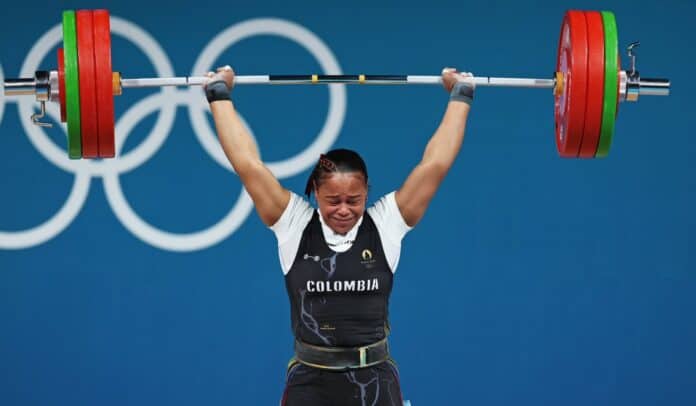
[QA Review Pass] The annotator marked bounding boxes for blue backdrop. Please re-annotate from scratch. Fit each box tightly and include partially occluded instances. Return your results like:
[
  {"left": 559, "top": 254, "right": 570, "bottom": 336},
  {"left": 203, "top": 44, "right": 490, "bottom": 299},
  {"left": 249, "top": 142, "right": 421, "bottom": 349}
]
[{"left": 1, "top": 0, "right": 694, "bottom": 405}]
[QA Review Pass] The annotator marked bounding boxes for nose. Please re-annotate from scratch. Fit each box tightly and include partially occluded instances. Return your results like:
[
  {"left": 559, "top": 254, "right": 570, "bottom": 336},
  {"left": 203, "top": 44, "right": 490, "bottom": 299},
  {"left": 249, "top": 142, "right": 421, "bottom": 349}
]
[{"left": 336, "top": 204, "right": 351, "bottom": 217}]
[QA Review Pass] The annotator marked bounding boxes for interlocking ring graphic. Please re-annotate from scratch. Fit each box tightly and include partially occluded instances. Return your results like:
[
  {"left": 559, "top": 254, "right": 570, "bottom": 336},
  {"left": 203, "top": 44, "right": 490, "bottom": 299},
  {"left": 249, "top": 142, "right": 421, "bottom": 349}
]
[{"left": 0, "top": 16, "right": 346, "bottom": 251}]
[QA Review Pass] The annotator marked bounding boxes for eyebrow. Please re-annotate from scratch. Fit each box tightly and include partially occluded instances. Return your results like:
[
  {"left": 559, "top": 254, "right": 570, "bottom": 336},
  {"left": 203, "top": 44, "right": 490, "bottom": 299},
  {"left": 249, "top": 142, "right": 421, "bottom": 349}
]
[{"left": 324, "top": 194, "right": 363, "bottom": 199}]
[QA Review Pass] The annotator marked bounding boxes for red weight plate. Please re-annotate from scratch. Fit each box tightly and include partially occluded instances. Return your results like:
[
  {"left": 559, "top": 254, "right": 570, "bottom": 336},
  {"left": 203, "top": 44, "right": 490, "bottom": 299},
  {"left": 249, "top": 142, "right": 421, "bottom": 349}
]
[
  {"left": 578, "top": 11, "right": 605, "bottom": 158},
  {"left": 93, "top": 9, "right": 115, "bottom": 158},
  {"left": 57, "top": 48, "right": 67, "bottom": 123},
  {"left": 76, "top": 10, "right": 99, "bottom": 158},
  {"left": 554, "top": 10, "right": 588, "bottom": 158}
]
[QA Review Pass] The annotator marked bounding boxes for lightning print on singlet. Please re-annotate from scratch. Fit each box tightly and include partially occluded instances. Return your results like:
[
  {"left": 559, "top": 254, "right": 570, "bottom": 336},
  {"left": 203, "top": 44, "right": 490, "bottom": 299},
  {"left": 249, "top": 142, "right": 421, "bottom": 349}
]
[
  {"left": 383, "top": 362, "right": 401, "bottom": 406},
  {"left": 298, "top": 252, "right": 340, "bottom": 344},
  {"left": 345, "top": 369, "right": 381, "bottom": 406},
  {"left": 299, "top": 289, "right": 333, "bottom": 345},
  {"left": 320, "top": 252, "right": 338, "bottom": 278}
]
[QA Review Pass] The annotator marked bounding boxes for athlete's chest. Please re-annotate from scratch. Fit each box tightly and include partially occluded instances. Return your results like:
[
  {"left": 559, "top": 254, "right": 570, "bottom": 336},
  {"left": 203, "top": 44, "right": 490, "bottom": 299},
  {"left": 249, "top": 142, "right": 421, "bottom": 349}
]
[{"left": 286, "top": 217, "right": 392, "bottom": 294}]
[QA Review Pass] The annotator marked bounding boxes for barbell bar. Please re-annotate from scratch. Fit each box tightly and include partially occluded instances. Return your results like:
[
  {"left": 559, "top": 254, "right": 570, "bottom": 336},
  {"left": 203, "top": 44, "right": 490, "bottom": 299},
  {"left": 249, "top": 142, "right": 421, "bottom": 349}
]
[{"left": 2, "top": 9, "right": 671, "bottom": 160}]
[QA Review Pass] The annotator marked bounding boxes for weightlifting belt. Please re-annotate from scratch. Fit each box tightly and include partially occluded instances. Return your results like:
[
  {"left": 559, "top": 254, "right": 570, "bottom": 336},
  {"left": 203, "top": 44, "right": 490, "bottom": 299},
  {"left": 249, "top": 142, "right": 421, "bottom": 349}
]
[{"left": 294, "top": 338, "right": 389, "bottom": 370}]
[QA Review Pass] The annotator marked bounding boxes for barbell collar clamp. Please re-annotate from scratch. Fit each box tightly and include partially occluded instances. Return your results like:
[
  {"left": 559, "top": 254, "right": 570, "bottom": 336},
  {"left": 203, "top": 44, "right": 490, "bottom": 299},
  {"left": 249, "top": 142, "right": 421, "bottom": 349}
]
[
  {"left": 30, "top": 101, "right": 52, "bottom": 128},
  {"left": 49, "top": 70, "right": 60, "bottom": 103}
]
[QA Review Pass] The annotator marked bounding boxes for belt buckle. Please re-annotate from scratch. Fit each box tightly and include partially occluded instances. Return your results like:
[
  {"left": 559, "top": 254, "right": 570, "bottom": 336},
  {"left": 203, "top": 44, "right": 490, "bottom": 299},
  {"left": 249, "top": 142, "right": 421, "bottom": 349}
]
[{"left": 358, "top": 345, "right": 368, "bottom": 368}]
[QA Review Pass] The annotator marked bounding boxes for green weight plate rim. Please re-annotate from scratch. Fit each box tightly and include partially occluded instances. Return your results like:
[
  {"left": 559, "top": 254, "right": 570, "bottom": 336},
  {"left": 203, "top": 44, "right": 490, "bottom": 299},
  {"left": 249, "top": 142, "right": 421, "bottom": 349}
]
[
  {"left": 596, "top": 11, "right": 618, "bottom": 158},
  {"left": 62, "top": 10, "right": 82, "bottom": 159}
]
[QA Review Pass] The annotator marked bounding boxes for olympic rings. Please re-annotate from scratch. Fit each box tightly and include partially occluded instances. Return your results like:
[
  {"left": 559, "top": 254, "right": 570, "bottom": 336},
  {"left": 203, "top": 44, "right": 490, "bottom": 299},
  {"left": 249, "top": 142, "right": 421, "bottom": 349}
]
[{"left": 0, "top": 15, "right": 346, "bottom": 251}]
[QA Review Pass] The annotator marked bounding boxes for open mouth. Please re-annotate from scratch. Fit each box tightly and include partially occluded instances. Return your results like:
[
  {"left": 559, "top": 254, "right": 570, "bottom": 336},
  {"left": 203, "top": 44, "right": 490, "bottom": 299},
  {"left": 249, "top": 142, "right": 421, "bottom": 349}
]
[{"left": 331, "top": 218, "right": 355, "bottom": 231}]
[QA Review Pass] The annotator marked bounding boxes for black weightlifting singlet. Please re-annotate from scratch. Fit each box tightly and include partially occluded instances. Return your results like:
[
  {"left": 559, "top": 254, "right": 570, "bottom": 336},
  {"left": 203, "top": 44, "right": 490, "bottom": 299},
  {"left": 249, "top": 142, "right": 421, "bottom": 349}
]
[
  {"left": 284, "top": 211, "right": 393, "bottom": 347},
  {"left": 281, "top": 211, "right": 404, "bottom": 406}
]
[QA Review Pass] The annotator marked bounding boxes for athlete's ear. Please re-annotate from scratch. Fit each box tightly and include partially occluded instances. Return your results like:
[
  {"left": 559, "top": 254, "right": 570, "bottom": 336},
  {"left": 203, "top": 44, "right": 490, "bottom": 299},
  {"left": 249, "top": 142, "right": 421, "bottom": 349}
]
[{"left": 312, "top": 180, "right": 323, "bottom": 205}]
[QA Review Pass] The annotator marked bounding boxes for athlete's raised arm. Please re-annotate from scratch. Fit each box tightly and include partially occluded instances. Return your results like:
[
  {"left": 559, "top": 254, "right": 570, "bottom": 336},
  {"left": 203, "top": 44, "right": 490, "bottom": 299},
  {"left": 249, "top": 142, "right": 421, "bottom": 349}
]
[
  {"left": 395, "top": 68, "right": 474, "bottom": 227},
  {"left": 205, "top": 66, "right": 290, "bottom": 226}
]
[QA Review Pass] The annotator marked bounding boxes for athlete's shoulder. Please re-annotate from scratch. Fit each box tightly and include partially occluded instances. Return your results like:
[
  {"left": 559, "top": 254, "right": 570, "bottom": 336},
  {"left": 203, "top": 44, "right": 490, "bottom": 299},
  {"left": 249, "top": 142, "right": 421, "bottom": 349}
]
[
  {"left": 367, "top": 191, "right": 412, "bottom": 243},
  {"left": 271, "top": 192, "right": 315, "bottom": 242}
]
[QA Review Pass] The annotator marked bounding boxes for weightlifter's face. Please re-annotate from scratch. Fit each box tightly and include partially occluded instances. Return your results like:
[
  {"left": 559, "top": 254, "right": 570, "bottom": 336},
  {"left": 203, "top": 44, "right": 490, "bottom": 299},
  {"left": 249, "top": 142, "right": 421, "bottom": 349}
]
[{"left": 315, "top": 172, "right": 368, "bottom": 235}]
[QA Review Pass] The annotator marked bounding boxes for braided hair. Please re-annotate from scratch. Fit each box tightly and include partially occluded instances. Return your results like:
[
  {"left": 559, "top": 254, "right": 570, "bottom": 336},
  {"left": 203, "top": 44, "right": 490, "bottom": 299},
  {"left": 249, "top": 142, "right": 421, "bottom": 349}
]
[{"left": 304, "top": 149, "right": 368, "bottom": 198}]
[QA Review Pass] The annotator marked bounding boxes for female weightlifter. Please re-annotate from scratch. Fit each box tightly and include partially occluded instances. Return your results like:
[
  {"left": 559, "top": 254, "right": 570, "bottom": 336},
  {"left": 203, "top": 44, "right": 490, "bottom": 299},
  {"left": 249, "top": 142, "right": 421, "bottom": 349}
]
[{"left": 205, "top": 65, "right": 474, "bottom": 405}]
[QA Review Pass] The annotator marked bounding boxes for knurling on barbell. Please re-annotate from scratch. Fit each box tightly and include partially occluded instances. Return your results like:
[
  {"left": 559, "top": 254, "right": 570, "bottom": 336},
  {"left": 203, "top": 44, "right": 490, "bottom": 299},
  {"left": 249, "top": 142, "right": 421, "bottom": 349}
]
[{"left": 2, "top": 9, "right": 671, "bottom": 161}]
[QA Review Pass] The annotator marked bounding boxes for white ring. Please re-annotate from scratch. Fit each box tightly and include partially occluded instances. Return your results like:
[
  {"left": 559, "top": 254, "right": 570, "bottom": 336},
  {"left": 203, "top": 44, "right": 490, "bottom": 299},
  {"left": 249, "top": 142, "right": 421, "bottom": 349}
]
[
  {"left": 0, "top": 124, "right": 92, "bottom": 249},
  {"left": 102, "top": 171, "right": 255, "bottom": 252},
  {"left": 5, "top": 16, "right": 347, "bottom": 252},
  {"left": 16, "top": 24, "right": 73, "bottom": 172},
  {"left": 100, "top": 90, "right": 257, "bottom": 251},
  {"left": 188, "top": 18, "right": 346, "bottom": 178},
  {"left": 184, "top": 95, "right": 258, "bottom": 174},
  {"left": 97, "top": 90, "right": 180, "bottom": 176},
  {"left": 97, "top": 16, "right": 178, "bottom": 175}
]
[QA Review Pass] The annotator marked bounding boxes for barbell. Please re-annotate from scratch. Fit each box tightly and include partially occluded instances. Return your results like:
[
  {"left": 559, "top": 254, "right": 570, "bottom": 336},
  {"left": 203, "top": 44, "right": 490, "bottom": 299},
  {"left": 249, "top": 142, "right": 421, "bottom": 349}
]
[{"left": 3, "top": 9, "right": 670, "bottom": 160}]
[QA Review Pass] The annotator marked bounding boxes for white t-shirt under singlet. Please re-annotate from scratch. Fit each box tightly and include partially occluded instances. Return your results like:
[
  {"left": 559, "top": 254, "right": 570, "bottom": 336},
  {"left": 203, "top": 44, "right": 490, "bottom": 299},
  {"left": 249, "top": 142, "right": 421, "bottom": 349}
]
[{"left": 270, "top": 191, "right": 412, "bottom": 275}]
